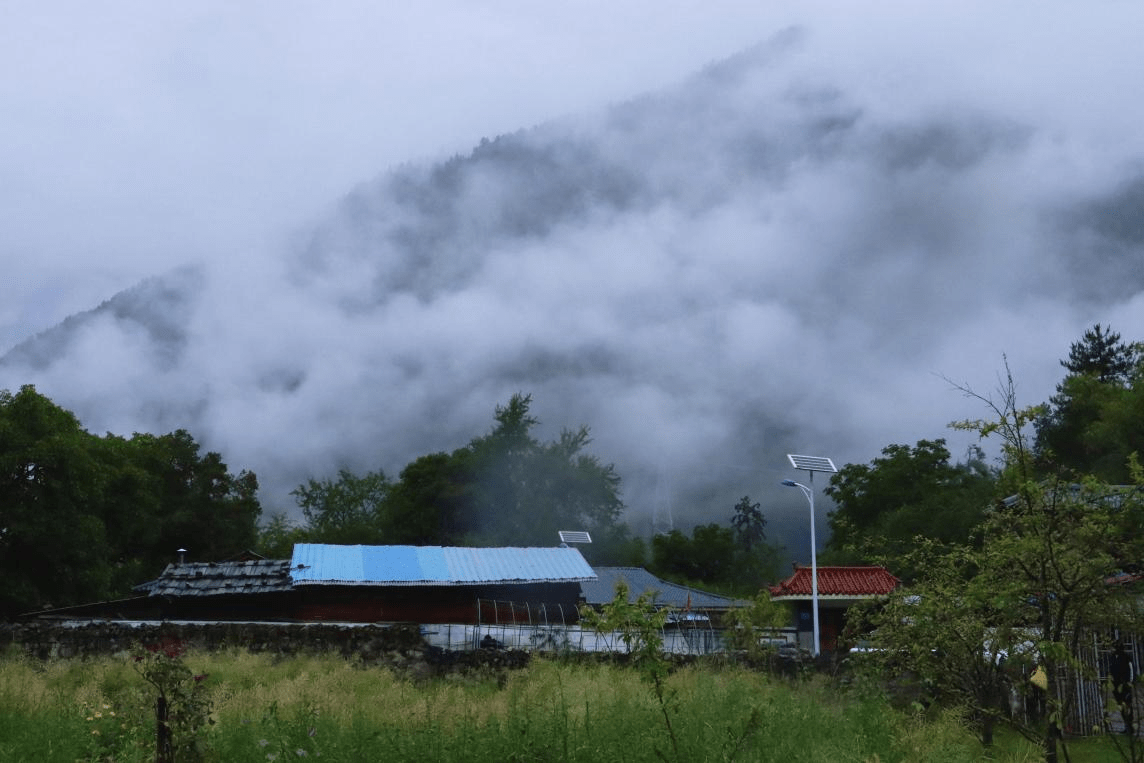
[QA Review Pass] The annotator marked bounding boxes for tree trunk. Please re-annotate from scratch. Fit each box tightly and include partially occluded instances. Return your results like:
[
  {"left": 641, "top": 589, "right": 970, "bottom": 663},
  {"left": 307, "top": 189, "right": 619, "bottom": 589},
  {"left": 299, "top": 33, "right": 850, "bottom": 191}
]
[
  {"left": 1044, "top": 661, "right": 1060, "bottom": 763},
  {"left": 155, "top": 694, "right": 173, "bottom": 763},
  {"left": 1044, "top": 722, "right": 1058, "bottom": 763}
]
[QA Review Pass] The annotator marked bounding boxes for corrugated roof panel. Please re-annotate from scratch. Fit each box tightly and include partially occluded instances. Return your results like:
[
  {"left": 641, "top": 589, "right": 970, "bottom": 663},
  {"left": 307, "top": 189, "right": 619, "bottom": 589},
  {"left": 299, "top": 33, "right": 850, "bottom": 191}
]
[
  {"left": 444, "top": 547, "right": 597, "bottom": 583},
  {"left": 581, "top": 567, "right": 746, "bottom": 609},
  {"left": 415, "top": 547, "right": 452, "bottom": 581},
  {"left": 290, "top": 544, "right": 595, "bottom": 586},
  {"left": 360, "top": 545, "right": 429, "bottom": 582},
  {"left": 291, "top": 543, "right": 363, "bottom": 583}
]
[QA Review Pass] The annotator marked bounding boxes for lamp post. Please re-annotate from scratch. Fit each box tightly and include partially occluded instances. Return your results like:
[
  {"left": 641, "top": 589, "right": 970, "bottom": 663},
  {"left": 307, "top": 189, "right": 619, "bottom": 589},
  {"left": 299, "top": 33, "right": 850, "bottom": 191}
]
[{"left": 782, "top": 454, "right": 837, "bottom": 657}]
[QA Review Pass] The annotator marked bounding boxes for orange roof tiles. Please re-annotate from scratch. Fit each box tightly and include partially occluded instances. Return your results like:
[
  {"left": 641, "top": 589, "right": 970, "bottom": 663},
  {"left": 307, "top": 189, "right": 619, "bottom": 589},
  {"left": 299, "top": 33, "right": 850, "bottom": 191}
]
[{"left": 768, "top": 565, "right": 899, "bottom": 598}]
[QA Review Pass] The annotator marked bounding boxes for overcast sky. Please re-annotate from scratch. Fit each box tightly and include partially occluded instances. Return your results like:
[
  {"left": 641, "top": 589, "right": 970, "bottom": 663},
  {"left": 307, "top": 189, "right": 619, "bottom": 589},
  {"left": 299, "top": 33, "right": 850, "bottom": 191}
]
[
  {"left": 4, "top": 2, "right": 1144, "bottom": 553},
  {"left": 2, "top": 2, "right": 781, "bottom": 348}
]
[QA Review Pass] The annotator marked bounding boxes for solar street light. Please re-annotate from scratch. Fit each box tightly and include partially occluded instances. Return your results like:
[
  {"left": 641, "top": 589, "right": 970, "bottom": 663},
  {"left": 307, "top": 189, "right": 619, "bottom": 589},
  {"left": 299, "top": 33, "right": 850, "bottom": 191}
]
[{"left": 782, "top": 454, "right": 837, "bottom": 657}]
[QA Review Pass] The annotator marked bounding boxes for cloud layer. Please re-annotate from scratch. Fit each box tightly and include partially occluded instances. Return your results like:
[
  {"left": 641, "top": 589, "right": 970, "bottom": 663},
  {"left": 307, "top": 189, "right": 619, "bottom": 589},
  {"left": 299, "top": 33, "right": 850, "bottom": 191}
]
[{"left": 4, "top": 4, "right": 1144, "bottom": 553}]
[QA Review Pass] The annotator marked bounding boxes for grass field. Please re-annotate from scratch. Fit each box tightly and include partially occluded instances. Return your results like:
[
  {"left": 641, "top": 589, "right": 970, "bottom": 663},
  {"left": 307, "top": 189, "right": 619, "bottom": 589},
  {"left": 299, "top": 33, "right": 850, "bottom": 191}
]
[{"left": 0, "top": 649, "right": 1129, "bottom": 762}]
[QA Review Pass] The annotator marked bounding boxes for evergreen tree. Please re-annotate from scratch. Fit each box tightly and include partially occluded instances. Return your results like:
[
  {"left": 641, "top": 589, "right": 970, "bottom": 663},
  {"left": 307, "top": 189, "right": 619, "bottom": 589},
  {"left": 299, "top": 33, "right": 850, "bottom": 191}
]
[
  {"left": 1060, "top": 323, "right": 1140, "bottom": 382},
  {"left": 290, "top": 393, "right": 627, "bottom": 551},
  {"left": 1036, "top": 324, "right": 1144, "bottom": 481}
]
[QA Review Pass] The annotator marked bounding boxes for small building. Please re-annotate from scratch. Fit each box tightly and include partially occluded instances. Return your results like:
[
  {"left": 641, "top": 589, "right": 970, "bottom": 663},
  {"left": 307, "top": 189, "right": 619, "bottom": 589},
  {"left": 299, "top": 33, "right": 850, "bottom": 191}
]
[
  {"left": 26, "top": 555, "right": 293, "bottom": 623},
  {"left": 579, "top": 567, "right": 756, "bottom": 654},
  {"left": 580, "top": 566, "right": 747, "bottom": 620},
  {"left": 768, "top": 565, "right": 899, "bottom": 653},
  {"left": 289, "top": 543, "right": 596, "bottom": 624},
  {"left": 133, "top": 558, "right": 295, "bottom": 621},
  {"left": 28, "top": 544, "right": 597, "bottom": 627}
]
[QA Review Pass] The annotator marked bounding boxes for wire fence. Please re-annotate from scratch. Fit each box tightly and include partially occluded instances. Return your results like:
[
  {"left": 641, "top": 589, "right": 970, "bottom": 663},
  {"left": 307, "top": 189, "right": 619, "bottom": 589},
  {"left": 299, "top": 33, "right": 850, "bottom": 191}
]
[
  {"left": 419, "top": 621, "right": 746, "bottom": 655},
  {"left": 1056, "top": 631, "right": 1142, "bottom": 737},
  {"left": 416, "top": 598, "right": 798, "bottom": 656}
]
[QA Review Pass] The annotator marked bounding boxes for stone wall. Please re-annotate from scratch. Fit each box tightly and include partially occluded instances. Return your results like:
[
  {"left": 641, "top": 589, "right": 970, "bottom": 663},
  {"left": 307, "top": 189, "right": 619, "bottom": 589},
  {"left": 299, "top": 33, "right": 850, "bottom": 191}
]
[{"left": 0, "top": 621, "right": 531, "bottom": 679}]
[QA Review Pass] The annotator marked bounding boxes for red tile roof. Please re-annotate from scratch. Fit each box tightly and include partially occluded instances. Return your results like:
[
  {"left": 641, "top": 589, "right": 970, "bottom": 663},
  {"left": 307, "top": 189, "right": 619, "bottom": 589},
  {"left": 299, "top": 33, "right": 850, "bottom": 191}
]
[{"left": 768, "top": 565, "right": 899, "bottom": 598}]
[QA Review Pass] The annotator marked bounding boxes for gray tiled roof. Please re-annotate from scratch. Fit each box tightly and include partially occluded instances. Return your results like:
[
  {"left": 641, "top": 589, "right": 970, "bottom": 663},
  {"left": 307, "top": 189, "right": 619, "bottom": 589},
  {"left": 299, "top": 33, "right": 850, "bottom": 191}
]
[
  {"left": 135, "top": 559, "right": 293, "bottom": 597},
  {"left": 581, "top": 567, "right": 746, "bottom": 610}
]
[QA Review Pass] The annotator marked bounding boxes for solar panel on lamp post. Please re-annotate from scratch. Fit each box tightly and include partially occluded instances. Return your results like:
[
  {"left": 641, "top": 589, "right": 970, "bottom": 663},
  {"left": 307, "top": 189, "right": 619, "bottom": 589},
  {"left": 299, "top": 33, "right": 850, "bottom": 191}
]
[{"left": 782, "top": 454, "right": 837, "bottom": 657}]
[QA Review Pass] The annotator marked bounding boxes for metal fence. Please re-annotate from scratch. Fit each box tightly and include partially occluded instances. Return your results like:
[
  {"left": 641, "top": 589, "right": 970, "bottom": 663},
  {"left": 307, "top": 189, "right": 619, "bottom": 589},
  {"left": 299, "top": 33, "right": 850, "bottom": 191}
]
[
  {"left": 1057, "top": 632, "right": 1142, "bottom": 736},
  {"left": 419, "top": 599, "right": 797, "bottom": 656},
  {"left": 420, "top": 621, "right": 744, "bottom": 655}
]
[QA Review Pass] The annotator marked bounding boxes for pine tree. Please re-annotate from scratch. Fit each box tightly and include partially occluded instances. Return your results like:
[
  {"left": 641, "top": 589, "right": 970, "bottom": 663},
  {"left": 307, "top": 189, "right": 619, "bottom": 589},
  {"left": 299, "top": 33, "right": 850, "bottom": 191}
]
[{"left": 1060, "top": 323, "right": 1140, "bottom": 383}]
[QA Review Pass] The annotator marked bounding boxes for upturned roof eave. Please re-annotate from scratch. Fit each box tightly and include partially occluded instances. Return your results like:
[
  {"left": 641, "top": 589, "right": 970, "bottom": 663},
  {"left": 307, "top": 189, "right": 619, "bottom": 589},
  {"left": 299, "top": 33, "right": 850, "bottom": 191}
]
[{"left": 768, "top": 592, "right": 890, "bottom": 601}]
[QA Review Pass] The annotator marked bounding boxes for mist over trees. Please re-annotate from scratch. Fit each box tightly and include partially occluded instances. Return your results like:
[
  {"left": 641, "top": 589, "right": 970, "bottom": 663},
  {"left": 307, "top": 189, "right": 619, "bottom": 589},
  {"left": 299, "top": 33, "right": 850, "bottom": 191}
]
[
  {"left": 3, "top": 322, "right": 1142, "bottom": 650},
  {"left": 12, "top": 24, "right": 1144, "bottom": 548},
  {"left": 260, "top": 394, "right": 784, "bottom": 590},
  {"left": 648, "top": 496, "right": 783, "bottom": 595},
  {"left": 262, "top": 394, "right": 631, "bottom": 556}
]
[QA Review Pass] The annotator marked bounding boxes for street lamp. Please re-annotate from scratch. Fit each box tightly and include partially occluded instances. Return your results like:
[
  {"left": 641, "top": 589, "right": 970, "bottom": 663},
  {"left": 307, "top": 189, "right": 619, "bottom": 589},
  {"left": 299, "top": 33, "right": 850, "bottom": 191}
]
[{"left": 782, "top": 454, "right": 837, "bottom": 657}]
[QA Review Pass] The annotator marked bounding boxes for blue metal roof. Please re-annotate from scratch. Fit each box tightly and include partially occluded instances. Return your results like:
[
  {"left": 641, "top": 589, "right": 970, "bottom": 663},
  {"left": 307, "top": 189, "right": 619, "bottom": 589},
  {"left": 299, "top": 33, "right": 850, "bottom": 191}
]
[{"left": 289, "top": 544, "right": 597, "bottom": 586}]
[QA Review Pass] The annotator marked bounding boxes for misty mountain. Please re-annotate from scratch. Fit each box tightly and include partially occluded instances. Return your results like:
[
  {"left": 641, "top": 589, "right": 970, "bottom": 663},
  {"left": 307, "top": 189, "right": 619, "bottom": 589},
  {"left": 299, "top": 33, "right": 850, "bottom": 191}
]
[{"left": 4, "top": 32, "right": 1144, "bottom": 553}]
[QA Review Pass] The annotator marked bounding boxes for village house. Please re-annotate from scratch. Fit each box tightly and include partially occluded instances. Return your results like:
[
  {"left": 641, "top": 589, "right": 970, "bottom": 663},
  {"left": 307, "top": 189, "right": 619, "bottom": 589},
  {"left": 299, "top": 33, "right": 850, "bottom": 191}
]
[
  {"left": 24, "top": 545, "right": 765, "bottom": 656},
  {"left": 287, "top": 543, "right": 595, "bottom": 624},
  {"left": 768, "top": 564, "right": 900, "bottom": 654}
]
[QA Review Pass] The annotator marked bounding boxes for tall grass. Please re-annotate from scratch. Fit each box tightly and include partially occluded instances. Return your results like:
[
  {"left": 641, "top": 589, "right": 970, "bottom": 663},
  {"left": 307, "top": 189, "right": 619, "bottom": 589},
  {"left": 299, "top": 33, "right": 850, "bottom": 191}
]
[{"left": 0, "top": 649, "right": 1111, "bottom": 761}]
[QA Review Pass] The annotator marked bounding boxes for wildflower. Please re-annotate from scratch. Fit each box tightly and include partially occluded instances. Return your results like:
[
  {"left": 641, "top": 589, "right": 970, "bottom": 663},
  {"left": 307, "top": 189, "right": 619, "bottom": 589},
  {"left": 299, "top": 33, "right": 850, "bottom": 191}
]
[
  {"left": 258, "top": 739, "right": 269, "bottom": 747},
  {"left": 296, "top": 749, "right": 308, "bottom": 757},
  {"left": 86, "top": 716, "right": 94, "bottom": 722},
  {"left": 92, "top": 730, "right": 100, "bottom": 736},
  {"left": 145, "top": 636, "right": 186, "bottom": 658},
  {"left": 94, "top": 712, "right": 102, "bottom": 718}
]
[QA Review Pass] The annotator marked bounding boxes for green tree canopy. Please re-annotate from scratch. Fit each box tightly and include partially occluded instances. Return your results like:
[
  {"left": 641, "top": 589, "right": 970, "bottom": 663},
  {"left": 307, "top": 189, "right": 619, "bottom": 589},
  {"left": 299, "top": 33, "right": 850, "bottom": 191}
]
[
  {"left": 649, "top": 495, "right": 783, "bottom": 594},
  {"left": 823, "top": 439, "right": 995, "bottom": 577},
  {"left": 463, "top": 394, "right": 624, "bottom": 546},
  {"left": 0, "top": 386, "right": 113, "bottom": 614},
  {"left": 291, "top": 468, "right": 392, "bottom": 545},
  {"left": 1059, "top": 323, "right": 1141, "bottom": 382},
  {"left": 1036, "top": 324, "right": 1144, "bottom": 482},
  {"left": 731, "top": 495, "right": 767, "bottom": 551},
  {"left": 122, "top": 430, "right": 261, "bottom": 567},
  {"left": 280, "top": 393, "right": 628, "bottom": 554},
  {"left": 0, "top": 385, "right": 262, "bottom": 616},
  {"left": 859, "top": 368, "right": 1144, "bottom": 762}
]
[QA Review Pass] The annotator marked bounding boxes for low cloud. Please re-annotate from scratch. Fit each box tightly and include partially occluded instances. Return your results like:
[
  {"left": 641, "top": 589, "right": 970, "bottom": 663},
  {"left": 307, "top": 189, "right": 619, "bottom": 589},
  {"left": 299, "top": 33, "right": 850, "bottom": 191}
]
[{"left": 4, "top": 8, "right": 1144, "bottom": 555}]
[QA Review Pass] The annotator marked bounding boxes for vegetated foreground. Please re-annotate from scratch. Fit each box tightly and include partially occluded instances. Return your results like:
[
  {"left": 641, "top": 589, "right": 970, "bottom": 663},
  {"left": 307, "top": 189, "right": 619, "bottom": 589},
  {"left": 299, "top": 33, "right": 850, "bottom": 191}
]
[{"left": 0, "top": 649, "right": 1068, "bottom": 763}]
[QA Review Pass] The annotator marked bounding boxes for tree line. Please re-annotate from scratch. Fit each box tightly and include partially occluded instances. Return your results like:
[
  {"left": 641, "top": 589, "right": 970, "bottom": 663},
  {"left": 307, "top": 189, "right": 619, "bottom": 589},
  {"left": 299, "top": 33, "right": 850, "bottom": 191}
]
[
  {"left": 257, "top": 393, "right": 784, "bottom": 595},
  {"left": 0, "top": 386, "right": 259, "bottom": 616},
  {"left": 0, "top": 388, "right": 782, "bottom": 618},
  {"left": 5, "top": 317, "right": 1139, "bottom": 702},
  {"left": 828, "top": 325, "right": 1144, "bottom": 762}
]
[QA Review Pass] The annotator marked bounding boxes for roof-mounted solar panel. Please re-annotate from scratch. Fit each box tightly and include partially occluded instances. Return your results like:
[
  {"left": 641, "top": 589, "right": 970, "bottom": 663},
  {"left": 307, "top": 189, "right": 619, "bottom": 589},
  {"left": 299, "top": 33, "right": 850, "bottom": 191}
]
[
  {"left": 558, "top": 530, "right": 592, "bottom": 544},
  {"left": 786, "top": 454, "right": 837, "bottom": 473}
]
